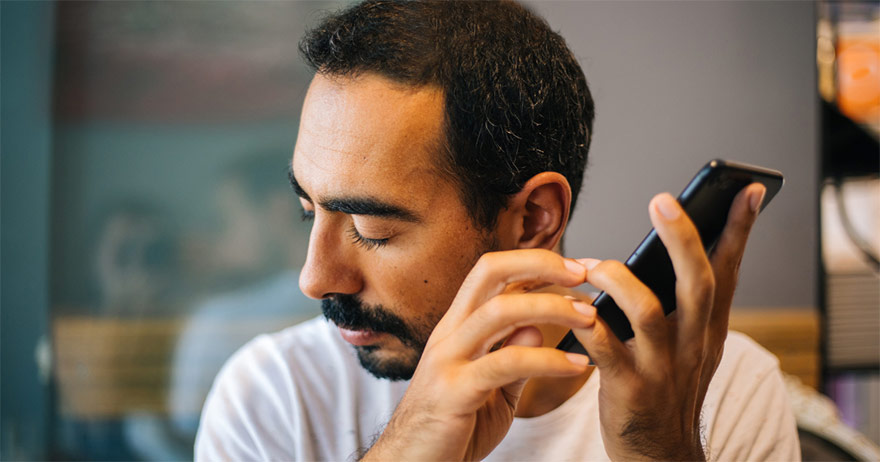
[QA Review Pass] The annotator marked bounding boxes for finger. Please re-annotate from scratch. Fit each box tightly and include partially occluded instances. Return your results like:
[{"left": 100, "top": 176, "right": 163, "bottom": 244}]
[
  {"left": 648, "top": 193, "right": 715, "bottom": 343},
  {"left": 585, "top": 259, "right": 669, "bottom": 366},
  {"left": 708, "top": 183, "right": 765, "bottom": 332},
  {"left": 504, "top": 326, "right": 544, "bottom": 348},
  {"left": 432, "top": 249, "right": 587, "bottom": 341},
  {"left": 464, "top": 345, "right": 589, "bottom": 394},
  {"left": 497, "top": 327, "right": 545, "bottom": 399},
  {"left": 572, "top": 316, "right": 632, "bottom": 377},
  {"left": 448, "top": 293, "right": 595, "bottom": 357}
]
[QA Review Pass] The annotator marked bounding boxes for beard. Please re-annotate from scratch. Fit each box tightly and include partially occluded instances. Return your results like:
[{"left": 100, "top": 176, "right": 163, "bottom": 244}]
[
  {"left": 321, "top": 232, "right": 498, "bottom": 381},
  {"left": 322, "top": 294, "right": 432, "bottom": 381}
]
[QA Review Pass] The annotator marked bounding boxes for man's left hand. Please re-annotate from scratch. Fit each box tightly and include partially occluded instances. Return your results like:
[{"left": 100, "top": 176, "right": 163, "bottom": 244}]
[{"left": 573, "top": 182, "right": 767, "bottom": 461}]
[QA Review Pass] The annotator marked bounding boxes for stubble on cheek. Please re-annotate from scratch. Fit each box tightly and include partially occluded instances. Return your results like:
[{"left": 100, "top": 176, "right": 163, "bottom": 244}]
[{"left": 358, "top": 228, "right": 498, "bottom": 380}]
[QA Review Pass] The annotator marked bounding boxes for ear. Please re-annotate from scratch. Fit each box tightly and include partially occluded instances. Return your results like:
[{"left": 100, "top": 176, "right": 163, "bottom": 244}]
[{"left": 499, "top": 172, "right": 572, "bottom": 250}]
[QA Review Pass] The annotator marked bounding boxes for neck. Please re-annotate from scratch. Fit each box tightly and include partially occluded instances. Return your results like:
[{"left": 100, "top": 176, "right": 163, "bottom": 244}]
[{"left": 514, "top": 286, "right": 595, "bottom": 418}]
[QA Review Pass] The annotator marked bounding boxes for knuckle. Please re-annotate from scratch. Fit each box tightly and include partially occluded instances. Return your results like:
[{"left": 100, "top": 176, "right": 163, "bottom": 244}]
[
  {"left": 636, "top": 306, "right": 664, "bottom": 327},
  {"left": 468, "top": 252, "right": 500, "bottom": 281},
  {"left": 604, "top": 259, "right": 627, "bottom": 273},
  {"left": 554, "top": 294, "right": 577, "bottom": 312},
  {"left": 480, "top": 297, "right": 508, "bottom": 322},
  {"left": 634, "top": 303, "right": 664, "bottom": 330},
  {"left": 691, "top": 272, "right": 716, "bottom": 305},
  {"left": 525, "top": 249, "right": 559, "bottom": 273},
  {"left": 702, "top": 271, "right": 716, "bottom": 292},
  {"left": 639, "top": 291, "right": 663, "bottom": 312},
  {"left": 530, "top": 247, "right": 554, "bottom": 260},
  {"left": 493, "top": 346, "right": 520, "bottom": 372},
  {"left": 681, "top": 229, "right": 704, "bottom": 250},
  {"left": 594, "top": 260, "right": 626, "bottom": 282},
  {"left": 474, "top": 252, "right": 497, "bottom": 272},
  {"left": 534, "top": 292, "right": 562, "bottom": 308},
  {"left": 687, "top": 269, "right": 714, "bottom": 290}
]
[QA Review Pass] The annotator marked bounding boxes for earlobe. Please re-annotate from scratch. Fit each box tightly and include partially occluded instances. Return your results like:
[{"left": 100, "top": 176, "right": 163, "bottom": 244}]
[{"left": 514, "top": 172, "right": 571, "bottom": 250}]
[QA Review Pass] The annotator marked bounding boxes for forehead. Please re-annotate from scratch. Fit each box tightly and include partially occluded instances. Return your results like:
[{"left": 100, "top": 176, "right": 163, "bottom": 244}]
[{"left": 292, "top": 73, "right": 449, "bottom": 204}]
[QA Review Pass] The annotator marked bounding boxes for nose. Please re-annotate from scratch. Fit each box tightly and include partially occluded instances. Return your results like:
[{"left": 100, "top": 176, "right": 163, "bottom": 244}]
[{"left": 298, "top": 217, "right": 363, "bottom": 300}]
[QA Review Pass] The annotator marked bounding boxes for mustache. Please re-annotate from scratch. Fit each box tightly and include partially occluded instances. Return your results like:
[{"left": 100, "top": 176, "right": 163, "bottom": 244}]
[{"left": 322, "top": 294, "right": 421, "bottom": 348}]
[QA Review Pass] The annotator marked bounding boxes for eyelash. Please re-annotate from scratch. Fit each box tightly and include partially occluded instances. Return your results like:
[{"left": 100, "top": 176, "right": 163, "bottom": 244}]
[
  {"left": 300, "top": 207, "right": 389, "bottom": 251},
  {"left": 348, "top": 225, "right": 389, "bottom": 250}
]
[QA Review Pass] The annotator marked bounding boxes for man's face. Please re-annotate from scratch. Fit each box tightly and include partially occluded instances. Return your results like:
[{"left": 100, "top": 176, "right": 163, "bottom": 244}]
[{"left": 291, "top": 74, "right": 496, "bottom": 380}]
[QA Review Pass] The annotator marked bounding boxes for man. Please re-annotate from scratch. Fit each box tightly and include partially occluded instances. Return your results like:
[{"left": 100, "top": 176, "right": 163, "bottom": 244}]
[{"left": 196, "top": 2, "right": 799, "bottom": 460}]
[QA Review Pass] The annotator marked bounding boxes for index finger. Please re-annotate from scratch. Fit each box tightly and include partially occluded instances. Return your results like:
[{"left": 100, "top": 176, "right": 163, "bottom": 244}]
[
  {"left": 648, "top": 192, "right": 715, "bottom": 344},
  {"left": 708, "top": 182, "right": 765, "bottom": 332},
  {"left": 430, "top": 249, "right": 587, "bottom": 342}
]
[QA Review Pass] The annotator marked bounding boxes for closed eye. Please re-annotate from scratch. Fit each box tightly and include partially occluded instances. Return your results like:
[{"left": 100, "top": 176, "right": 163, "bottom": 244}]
[
  {"left": 298, "top": 193, "right": 391, "bottom": 251},
  {"left": 348, "top": 226, "right": 389, "bottom": 250}
]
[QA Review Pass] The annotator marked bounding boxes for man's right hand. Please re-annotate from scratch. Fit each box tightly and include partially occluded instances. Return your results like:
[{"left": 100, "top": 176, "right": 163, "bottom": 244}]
[{"left": 362, "top": 249, "right": 595, "bottom": 461}]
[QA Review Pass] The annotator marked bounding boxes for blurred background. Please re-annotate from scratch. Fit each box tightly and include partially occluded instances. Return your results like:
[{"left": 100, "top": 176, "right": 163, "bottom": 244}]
[{"left": 1, "top": 1, "right": 878, "bottom": 460}]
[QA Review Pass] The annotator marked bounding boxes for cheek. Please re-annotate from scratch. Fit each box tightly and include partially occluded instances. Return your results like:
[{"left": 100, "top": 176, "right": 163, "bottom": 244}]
[
  {"left": 366, "top": 228, "right": 485, "bottom": 318},
  {"left": 405, "top": 235, "right": 484, "bottom": 309}
]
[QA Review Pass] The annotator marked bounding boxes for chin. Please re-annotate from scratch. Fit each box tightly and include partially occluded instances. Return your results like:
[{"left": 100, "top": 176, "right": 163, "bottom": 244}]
[{"left": 355, "top": 345, "right": 421, "bottom": 381}]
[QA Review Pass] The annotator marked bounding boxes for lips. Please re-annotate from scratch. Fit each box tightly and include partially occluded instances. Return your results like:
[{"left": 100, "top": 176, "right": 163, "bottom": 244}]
[{"left": 338, "top": 326, "right": 386, "bottom": 346}]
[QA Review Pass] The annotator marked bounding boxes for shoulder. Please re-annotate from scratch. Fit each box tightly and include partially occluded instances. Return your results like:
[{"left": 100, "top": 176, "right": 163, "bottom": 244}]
[
  {"left": 194, "top": 317, "right": 356, "bottom": 461},
  {"left": 211, "top": 316, "right": 352, "bottom": 394},
  {"left": 702, "top": 331, "right": 801, "bottom": 461},
  {"left": 708, "top": 330, "right": 788, "bottom": 412},
  {"left": 718, "top": 330, "right": 781, "bottom": 377}
]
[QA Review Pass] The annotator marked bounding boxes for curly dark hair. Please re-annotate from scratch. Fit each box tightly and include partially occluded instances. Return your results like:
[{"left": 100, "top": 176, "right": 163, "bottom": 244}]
[{"left": 299, "top": 0, "right": 594, "bottom": 230}]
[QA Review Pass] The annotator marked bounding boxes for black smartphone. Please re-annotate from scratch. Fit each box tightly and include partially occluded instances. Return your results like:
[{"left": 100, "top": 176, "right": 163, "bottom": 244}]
[{"left": 556, "top": 159, "right": 784, "bottom": 355}]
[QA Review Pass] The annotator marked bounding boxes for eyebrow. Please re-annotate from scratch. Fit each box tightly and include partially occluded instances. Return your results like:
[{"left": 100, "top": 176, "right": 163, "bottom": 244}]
[
  {"left": 288, "top": 168, "right": 311, "bottom": 202},
  {"left": 288, "top": 167, "right": 421, "bottom": 223}
]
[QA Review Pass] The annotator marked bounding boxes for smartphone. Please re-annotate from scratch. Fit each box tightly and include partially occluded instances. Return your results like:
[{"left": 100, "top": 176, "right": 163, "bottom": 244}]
[{"left": 556, "top": 159, "right": 784, "bottom": 355}]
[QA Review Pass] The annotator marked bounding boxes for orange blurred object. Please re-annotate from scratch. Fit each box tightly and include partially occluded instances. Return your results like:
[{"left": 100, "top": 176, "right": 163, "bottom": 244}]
[{"left": 837, "top": 32, "right": 880, "bottom": 125}]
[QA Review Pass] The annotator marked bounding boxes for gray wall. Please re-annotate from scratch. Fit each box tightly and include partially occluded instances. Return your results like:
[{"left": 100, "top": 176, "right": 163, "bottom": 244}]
[{"left": 527, "top": 1, "right": 818, "bottom": 308}]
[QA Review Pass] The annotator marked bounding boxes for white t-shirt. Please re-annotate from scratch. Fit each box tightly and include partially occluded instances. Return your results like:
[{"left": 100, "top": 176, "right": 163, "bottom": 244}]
[{"left": 195, "top": 317, "right": 800, "bottom": 461}]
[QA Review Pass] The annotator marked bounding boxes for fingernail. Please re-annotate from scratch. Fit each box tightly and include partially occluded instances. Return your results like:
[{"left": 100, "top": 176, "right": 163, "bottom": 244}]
[
  {"left": 566, "top": 352, "right": 589, "bottom": 366},
  {"left": 576, "top": 258, "right": 601, "bottom": 270},
  {"left": 655, "top": 193, "right": 680, "bottom": 220},
  {"left": 570, "top": 300, "right": 595, "bottom": 317},
  {"left": 750, "top": 186, "right": 766, "bottom": 213},
  {"left": 564, "top": 258, "right": 585, "bottom": 274}
]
